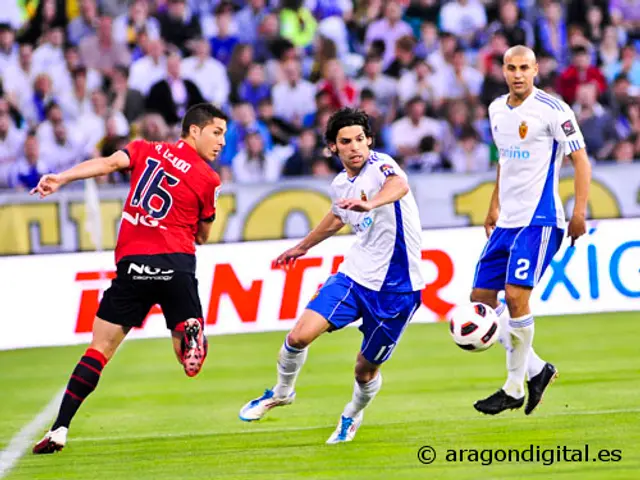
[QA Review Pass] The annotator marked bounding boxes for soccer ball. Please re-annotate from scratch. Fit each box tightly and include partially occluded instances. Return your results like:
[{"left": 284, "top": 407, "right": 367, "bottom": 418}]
[{"left": 448, "top": 303, "right": 500, "bottom": 352}]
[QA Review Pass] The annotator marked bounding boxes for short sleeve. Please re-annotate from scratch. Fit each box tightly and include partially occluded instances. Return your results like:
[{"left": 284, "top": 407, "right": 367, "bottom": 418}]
[
  {"left": 200, "top": 176, "right": 221, "bottom": 222},
  {"left": 330, "top": 184, "right": 347, "bottom": 222},
  {"left": 551, "top": 108, "right": 586, "bottom": 155},
  {"left": 121, "top": 139, "right": 149, "bottom": 171}
]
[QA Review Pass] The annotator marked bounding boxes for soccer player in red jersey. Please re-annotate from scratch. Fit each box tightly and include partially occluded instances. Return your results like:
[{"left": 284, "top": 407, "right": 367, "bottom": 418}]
[{"left": 30, "top": 103, "right": 227, "bottom": 454}]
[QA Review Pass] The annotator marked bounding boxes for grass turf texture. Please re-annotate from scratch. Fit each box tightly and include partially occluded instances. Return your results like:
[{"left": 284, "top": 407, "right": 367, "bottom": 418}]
[{"left": 1, "top": 312, "right": 638, "bottom": 479}]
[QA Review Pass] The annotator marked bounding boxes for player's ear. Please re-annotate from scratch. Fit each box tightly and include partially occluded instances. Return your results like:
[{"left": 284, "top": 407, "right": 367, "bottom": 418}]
[
  {"left": 189, "top": 124, "right": 200, "bottom": 138},
  {"left": 367, "top": 136, "right": 372, "bottom": 146},
  {"left": 329, "top": 143, "right": 337, "bottom": 154}
]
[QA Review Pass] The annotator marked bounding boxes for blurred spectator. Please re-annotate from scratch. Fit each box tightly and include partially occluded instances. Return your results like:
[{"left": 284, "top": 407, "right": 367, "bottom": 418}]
[
  {"left": 236, "top": 0, "right": 270, "bottom": 45},
  {"left": 536, "top": 1, "right": 568, "bottom": 67},
  {"left": 32, "top": 27, "right": 65, "bottom": 74},
  {"left": 356, "top": 54, "right": 397, "bottom": 116},
  {"left": 0, "top": 99, "right": 25, "bottom": 187},
  {"left": 157, "top": 0, "right": 202, "bottom": 56},
  {"left": 79, "top": 14, "right": 131, "bottom": 77},
  {"left": 257, "top": 97, "right": 299, "bottom": 146},
  {"left": 573, "top": 82, "right": 618, "bottom": 160},
  {"left": 434, "top": 47, "right": 484, "bottom": 103},
  {"left": 219, "top": 101, "right": 273, "bottom": 180},
  {"left": 40, "top": 119, "right": 87, "bottom": 172},
  {"left": 67, "top": 0, "right": 99, "bottom": 46},
  {"left": 480, "top": 54, "right": 509, "bottom": 108},
  {"left": 232, "top": 129, "right": 287, "bottom": 183},
  {"left": 390, "top": 96, "right": 442, "bottom": 161},
  {"left": 128, "top": 38, "right": 165, "bottom": 96},
  {"left": 397, "top": 57, "right": 441, "bottom": 109},
  {"left": 0, "top": 24, "right": 18, "bottom": 73},
  {"left": 238, "top": 63, "right": 271, "bottom": 110},
  {"left": 384, "top": 34, "right": 419, "bottom": 79},
  {"left": 609, "top": 0, "right": 640, "bottom": 44},
  {"left": 556, "top": 46, "right": 607, "bottom": 104},
  {"left": 227, "top": 43, "right": 255, "bottom": 98},
  {"left": 612, "top": 139, "right": 635, "bottom": 163},
  {"left": 2, "top": 43, "right": 37, "bottom": 111},
  {"left": 108, "top": 65, "right": 145, "bottom": 123},
  {"left": 22, "top": 74, "right": 57, "bottom": 126},
  {"left": 440, "top": 0, "right": 487, "bottom": 49},
  {"left": 365, "top": 1, "right": 412, "bottom": 70},
  {"left": 272, "top": 58, "right": 316, "bottom": 125},
  {"left": 427, "top": 31, "right": 458, "bottom": 75},
  {"left": 209, "top": 1, "right": 239, "bottom": 66},
  {"left": 145, "top": 50, "right": 205, "bottom": 126},
  {"left": 181, "top": 38, "right": 229, "bottom": 106},
  {"left": 280, "top": 0, "right": 317, "bottom": 49},
  {"left": 317, "top": 58, "right": 358, "bottom": 109},
  {"left": 415, "top": 21, "right": 440, "bottom": 59},
  {"left": 18, "top": 0, "right": 67, "bottom": 46},
  {"left": 485, "top": 0, "right": 534, "bottom": 48},
  {"left": 59, "top": 67, "right": 94, "bottom": 121},
  {"left": 477, "top": 30, "right": 509, "bottom": 75},
  {"left": 50, "top": 43, "right": 102, "bottom": 98},
  {"left": 112, "top": 0, "right": 160, "bottom": 49},
  {"left": 448, "top": 125, "right": 490, "bottom": 173},
  {"left": 8, "top": 131, "right": 51, "bottom": 190},
  {"left": 597, "top": 26, "right": 621, "bottom": 72},
  {"left": 282, "top": 127, "right": 323, "bottom": 176},
  {"left": 605, "top": 44, "right": 640, "bottom": 86}
]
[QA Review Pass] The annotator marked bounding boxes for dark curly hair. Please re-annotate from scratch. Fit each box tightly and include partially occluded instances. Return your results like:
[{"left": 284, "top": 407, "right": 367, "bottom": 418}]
[{"left": 324, "top": 108, "right": 373, "bottom": 145}]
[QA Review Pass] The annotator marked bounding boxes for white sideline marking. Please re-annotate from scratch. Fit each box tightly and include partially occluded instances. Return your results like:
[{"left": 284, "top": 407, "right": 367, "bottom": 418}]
[
  {"left": 70, "top": 407, "right": 640, "bottom": 444},
  {"left": 0, "top": 388, "right": 64, "bottom": 478}
]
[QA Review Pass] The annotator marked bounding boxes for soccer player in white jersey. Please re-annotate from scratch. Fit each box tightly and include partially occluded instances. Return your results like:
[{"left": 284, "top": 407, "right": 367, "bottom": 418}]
[
  {"left": 472, "top": 45, "right": 591, "bottom": 415},
  {"left": 239, "top": 108, "right": 425, "bottom": 443}
]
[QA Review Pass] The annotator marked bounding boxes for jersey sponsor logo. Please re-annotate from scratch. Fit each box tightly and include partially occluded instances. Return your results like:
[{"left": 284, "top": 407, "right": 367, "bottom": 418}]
[
  {"left": 127, "top": 262, "right": 175, "bottom": 281},
  {"left": 499, "top": 146, "right": 531, "bottom": 160},
  {"left": 360, "top": 190, "right": 368, "bottom": 201},
  {"left": 519, "top": 121, "right": 528, "bottom": 139},
  {"left": 379, "top": 164, "right": 396, "bottom": 177},
  {"left": 353, "top": 216, "right": 373, "bottom": 233},
  {"left": 561, "top": 119, "right": 576, "bottom": 136}
]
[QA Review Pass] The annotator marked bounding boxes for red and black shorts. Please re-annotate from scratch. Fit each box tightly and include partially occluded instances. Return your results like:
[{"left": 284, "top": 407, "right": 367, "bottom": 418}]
[{"left": 97, "top": 259, "right": 203, "bottom": 331}]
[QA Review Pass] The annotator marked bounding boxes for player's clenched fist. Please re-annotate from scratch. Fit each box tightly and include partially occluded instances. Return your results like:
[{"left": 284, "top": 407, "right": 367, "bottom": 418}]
[{"left": 30, "top": 174, "right": 65, "bottom": 198}]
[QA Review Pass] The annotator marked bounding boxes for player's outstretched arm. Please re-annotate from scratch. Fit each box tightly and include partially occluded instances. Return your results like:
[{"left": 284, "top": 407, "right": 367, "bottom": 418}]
[
  {"left": 337, "top": 175, "right": 410, "bottom": 213},
  {"left": 567, "top": 148, "right": 591, "bottom": 245},
  {"left": 274, "top": 211, "right": 344, "bottom": 269},
  {"left": 30, "top": 151, "right": 131, "bottom": 198}
]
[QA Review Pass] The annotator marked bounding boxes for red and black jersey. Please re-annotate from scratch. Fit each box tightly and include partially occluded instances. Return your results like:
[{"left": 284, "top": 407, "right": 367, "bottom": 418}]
[{"left": 115, "top": 139, "right": 220, "bottom": 273}]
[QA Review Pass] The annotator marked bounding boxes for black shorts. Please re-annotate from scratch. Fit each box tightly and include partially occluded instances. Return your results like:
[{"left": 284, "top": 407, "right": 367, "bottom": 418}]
[{"left": 97, "top": 260, "right": 203, "bottom": 330}]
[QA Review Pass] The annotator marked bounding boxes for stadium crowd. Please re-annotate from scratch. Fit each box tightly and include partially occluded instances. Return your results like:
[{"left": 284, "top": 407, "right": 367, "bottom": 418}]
[{"left": 0, "top": 0, "right": 639, "bottom": 190}]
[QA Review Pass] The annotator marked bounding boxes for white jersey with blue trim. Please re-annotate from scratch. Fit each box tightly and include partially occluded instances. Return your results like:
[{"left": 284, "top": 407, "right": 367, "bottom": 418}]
[
  {"left": 489, "top": 87, "right": 586, "bottom": 229},
  {"left": 330, "top": 151, "right": 425, "bottom": 293}
]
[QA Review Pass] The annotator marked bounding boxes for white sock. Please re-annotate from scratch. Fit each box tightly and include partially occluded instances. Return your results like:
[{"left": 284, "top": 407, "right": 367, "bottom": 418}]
[
  {"left": 495, "top": 304, "right": 546, "bottom": 380},
  {"left": 342, "top": 373, "right": 383, "bottom": 419},
  {"left": 502, "top": 314, "right": 534, "bottom": 399},
  {"left": 272, "top": 338, "right": 308, "bottom": 398}
]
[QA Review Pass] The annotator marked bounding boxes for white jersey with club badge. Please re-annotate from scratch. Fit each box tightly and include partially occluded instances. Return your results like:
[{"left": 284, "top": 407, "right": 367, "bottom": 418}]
[
  {"left": 330, "top": 151, "right": 425, "bottom": 292},
  {"left": 489, "top": 87, "right": 586, "bottom": 229}
]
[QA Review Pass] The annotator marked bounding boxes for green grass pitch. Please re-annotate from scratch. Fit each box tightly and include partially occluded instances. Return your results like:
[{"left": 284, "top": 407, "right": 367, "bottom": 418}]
[{"left": 1, "top": 312, "right": 638, "bottom": 479}]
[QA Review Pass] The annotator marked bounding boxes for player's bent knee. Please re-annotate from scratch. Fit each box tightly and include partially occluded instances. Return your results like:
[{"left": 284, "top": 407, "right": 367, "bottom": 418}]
[
  {"left": 470, "top": 288, "right": 499, "bottom": 308},
  {"left": 286, "top": 332, "right": 310, "bottom": 350},
  {"left": 504, "top": 284, "right": 532, "bottom": 318},
  {"left": 355, "top": 353, "right": 380, "bottom": 383}
]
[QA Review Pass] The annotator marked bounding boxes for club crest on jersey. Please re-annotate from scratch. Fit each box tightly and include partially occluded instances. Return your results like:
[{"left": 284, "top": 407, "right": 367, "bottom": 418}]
[
  {"left": 519, "top": 121, "right": 528, "bottom": 139},
  {"left": 360, "top": 190, "right": 368, "bottom": 201}
]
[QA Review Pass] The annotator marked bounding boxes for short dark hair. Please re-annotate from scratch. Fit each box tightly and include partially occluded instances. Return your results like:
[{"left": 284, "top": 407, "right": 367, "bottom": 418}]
[
  {"left": 181, "top": 103, "right": 228, "bottom": 137},
  {"left": 324, "top": 108, "right": 372, "bottom": 145}
]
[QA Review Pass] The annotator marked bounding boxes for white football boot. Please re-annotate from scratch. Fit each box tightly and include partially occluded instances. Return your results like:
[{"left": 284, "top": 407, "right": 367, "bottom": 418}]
[
  {"left": 32, "top": 427, "right": 68, "bottom": 454},
  {"left": 326, "top": 412, "right": 364, "bottom": 444},
  {"left": 239, "top": 388, "right": 296, "bottom": 422}
]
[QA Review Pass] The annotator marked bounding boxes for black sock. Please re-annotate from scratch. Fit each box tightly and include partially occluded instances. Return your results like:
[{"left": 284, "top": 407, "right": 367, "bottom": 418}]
[{"left": 52, "top": 348, "right": 107, "bottom": 430}]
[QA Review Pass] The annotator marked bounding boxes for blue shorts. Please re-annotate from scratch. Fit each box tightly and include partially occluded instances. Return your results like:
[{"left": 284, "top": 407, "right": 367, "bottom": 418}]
[
  {"left": 307, "top": 273, "right": 422, "bottom": 365},
  {"left": 473, "top": 226, "right": 564, "bottom": 290}
]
